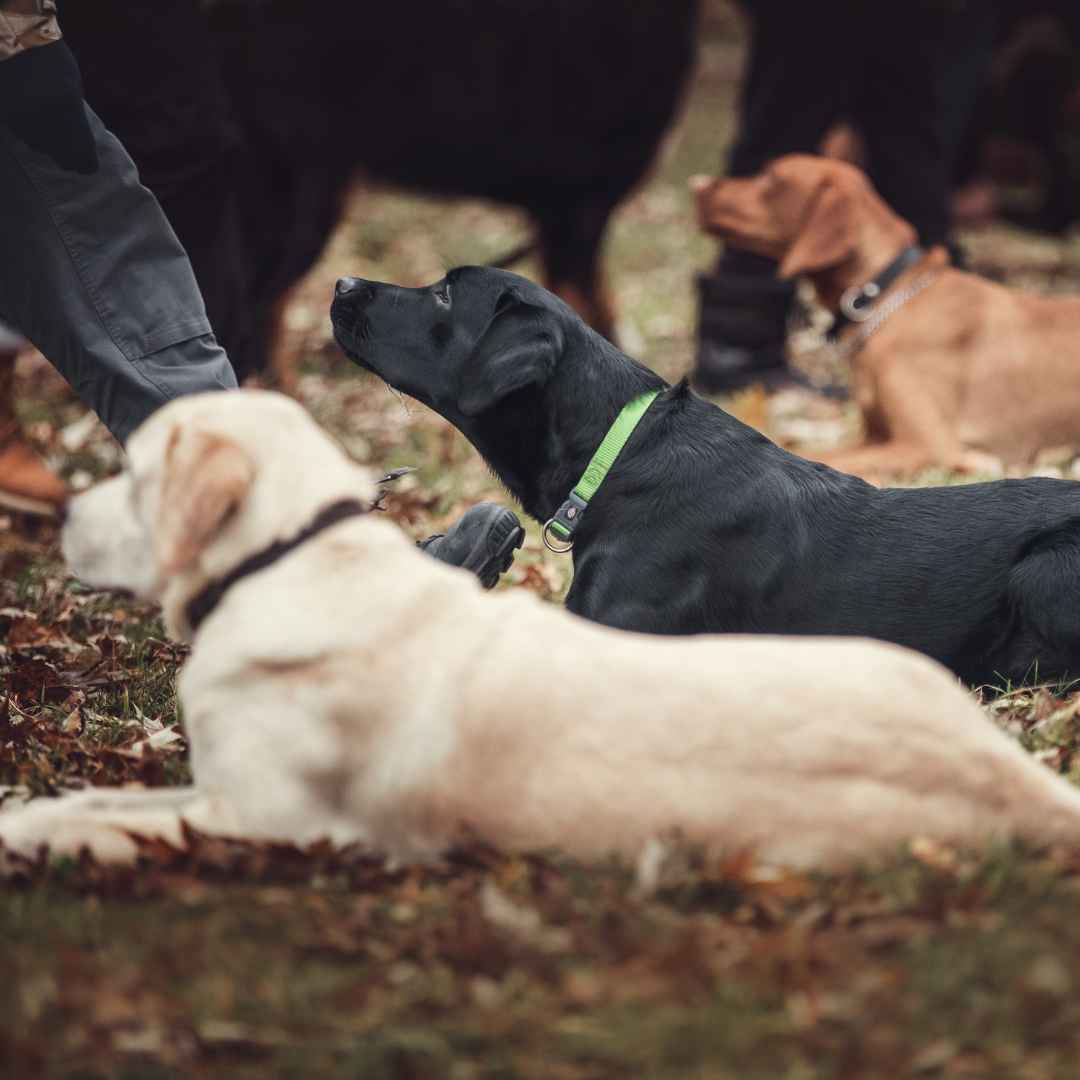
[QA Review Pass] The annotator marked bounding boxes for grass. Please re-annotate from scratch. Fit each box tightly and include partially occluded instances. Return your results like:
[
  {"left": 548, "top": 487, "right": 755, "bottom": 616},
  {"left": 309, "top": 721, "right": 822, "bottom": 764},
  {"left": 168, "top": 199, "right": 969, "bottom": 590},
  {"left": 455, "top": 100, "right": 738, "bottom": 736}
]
[
  {"left": 7, "top": 2, "right": 1080, "bottom": 1075},
  {"left": 6, "top": 839, "right": 1080, "bottom": 1076}
]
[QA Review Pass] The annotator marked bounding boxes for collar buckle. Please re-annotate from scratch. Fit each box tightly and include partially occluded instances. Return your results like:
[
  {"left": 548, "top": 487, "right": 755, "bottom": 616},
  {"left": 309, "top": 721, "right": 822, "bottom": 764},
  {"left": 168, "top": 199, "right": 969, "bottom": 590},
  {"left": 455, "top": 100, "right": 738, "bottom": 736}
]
[{"left": 543, "top": 491, "right": 587, "bottom": 552}]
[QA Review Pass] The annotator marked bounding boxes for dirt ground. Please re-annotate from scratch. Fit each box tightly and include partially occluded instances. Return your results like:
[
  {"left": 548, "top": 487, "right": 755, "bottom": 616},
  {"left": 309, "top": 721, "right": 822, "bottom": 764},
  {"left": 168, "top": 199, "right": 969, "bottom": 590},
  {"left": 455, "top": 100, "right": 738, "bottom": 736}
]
[{"left": 7, "top": 5, "right": 1080, "bottom": 1077}]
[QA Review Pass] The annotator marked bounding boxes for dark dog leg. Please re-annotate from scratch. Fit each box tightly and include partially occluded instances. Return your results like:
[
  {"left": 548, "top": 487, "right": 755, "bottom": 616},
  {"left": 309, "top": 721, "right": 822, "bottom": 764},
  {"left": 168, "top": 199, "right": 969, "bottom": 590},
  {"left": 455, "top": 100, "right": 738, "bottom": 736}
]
[
  {"left": 240, "top": 155, "right": 352, "bottom": 388},
  {"left": 534, "top": 196, "right": 617, "bottom": 340},
  {"left": 999, "top": 532, "right": 1080, "bottom": 686}
]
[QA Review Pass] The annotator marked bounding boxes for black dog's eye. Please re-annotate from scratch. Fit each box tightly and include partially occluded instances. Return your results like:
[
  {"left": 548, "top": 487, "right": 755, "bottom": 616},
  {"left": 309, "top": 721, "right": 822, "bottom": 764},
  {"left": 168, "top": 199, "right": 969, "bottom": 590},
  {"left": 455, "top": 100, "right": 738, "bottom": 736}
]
[{"left": 434, "top": 283, "right": 451, "bottom": 306}]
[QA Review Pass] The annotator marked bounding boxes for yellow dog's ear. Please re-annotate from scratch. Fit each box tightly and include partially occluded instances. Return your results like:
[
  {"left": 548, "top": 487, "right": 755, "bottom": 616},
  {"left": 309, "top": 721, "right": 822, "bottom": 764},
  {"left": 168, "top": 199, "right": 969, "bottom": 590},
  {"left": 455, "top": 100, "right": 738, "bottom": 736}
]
[
  {"left": 155, "top": 427, "right": 255, "bottom": 575},
  {"left": 778, "top": 179, "right": 857, "bottom": 280}
]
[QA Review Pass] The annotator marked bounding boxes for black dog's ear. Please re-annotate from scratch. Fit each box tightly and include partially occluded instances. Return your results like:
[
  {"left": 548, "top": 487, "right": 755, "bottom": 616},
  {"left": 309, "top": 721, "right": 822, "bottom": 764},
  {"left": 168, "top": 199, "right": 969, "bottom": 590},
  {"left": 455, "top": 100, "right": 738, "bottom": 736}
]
[{"left": 457, "top": 297, "right": 561, "bottom": 416}]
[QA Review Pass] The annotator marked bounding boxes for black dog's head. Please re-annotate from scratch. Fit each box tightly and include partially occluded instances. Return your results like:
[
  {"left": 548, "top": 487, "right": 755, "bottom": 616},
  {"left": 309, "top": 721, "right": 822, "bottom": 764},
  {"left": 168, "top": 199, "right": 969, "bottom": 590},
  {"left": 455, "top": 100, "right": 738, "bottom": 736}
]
[
  {"left": 330, "top": 265, "right": 666, "bottom": 520},
  {"left": 330, "top": 266, "right": 577, "bottom": 422}
]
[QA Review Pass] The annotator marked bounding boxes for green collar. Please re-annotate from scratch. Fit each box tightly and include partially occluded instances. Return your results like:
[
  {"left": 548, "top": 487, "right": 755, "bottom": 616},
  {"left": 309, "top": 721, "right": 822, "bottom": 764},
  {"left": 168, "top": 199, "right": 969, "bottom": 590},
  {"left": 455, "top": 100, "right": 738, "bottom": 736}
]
[{"left": 543, "top": 389, "right": 661, "bottom": 552}]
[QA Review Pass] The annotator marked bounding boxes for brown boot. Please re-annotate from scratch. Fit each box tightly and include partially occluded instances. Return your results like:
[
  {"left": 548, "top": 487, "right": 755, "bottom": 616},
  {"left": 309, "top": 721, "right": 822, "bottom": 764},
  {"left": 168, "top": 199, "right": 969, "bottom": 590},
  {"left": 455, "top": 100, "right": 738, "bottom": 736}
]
[{"left": 0, "top": 344, "right": 67, "bottom": 518}]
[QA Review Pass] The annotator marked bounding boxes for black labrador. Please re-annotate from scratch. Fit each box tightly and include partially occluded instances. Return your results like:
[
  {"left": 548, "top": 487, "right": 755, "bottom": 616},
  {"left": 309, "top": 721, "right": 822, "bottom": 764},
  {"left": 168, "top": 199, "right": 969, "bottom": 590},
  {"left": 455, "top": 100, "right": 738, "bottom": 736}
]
[{"left": 331, "top": 267, "right": 1080, "bottom": 687}]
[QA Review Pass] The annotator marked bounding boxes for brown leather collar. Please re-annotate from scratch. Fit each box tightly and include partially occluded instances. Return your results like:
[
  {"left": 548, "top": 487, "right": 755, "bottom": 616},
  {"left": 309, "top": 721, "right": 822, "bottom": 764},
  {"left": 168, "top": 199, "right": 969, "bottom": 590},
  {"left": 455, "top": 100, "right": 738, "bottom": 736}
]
[{"left": 184, "top": 498, "right": 368, "bottom": 634}]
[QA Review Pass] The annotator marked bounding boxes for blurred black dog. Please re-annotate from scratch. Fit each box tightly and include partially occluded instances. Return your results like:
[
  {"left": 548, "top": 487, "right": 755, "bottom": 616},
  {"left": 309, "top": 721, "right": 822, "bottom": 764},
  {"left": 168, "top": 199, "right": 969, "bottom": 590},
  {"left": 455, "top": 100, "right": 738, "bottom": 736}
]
[
  {"left": 331, "top": 267, "right": 1080, "bottom": 687},
  {"left": 64, "top": 0, "right": 699, "bottom": 380}
]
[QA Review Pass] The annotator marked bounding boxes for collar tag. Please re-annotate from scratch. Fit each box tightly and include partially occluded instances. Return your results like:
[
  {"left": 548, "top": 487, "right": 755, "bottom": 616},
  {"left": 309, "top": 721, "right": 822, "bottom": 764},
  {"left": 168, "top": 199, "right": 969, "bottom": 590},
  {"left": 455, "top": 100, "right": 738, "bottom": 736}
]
[{"left": 542, "top": 388, "right": 661, "bottom": 553}]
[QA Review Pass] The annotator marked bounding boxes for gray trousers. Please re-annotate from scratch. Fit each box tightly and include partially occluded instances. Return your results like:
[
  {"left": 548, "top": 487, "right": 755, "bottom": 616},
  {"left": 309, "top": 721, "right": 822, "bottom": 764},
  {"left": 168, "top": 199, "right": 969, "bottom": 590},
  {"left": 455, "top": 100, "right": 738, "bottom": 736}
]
[{"left": 0, "top": 105, "right": 236, "bottom": 444}]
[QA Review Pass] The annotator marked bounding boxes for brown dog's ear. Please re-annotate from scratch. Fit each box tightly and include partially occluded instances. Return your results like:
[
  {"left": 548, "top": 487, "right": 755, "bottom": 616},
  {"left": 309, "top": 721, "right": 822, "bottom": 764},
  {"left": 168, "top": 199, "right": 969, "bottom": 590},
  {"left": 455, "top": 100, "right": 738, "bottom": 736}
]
[
  {"left": 155, "top": 427, "right": 255, "bottom": 574},
  {"left": 778, "top": 179, "right": 857, "bottom": 279},
  {"left": 457, "top": 298, "right": 561, "bottom": 416}
]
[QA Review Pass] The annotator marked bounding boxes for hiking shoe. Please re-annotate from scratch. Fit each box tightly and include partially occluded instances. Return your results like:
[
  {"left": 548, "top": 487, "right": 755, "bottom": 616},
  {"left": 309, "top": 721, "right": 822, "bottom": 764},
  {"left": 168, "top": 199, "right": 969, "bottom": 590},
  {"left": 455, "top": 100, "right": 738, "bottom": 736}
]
[
  {"left": 692, "top": 339, "right": 792, "bottom": 396},
  {"left": 0, "top": 426, "right": 67, "bottom": 517},
  {"left": 0, "top": 337, "right": 67, "bottom": 518},
  {"left": 419, "top": 503, "right": 525, "bottom": 589},
  {"left": 692, "top": 267, "right": 795, "bottom": 395}
]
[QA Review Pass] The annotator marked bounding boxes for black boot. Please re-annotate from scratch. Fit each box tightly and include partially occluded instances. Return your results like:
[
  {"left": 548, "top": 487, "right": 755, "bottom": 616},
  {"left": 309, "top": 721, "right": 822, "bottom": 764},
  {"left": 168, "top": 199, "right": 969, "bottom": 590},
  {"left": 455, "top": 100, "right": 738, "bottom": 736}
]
[
  {"left": 692, "top": 264, "right": 795, "bottom": 396},
  {"left": 419, "top": 503, "right": 525, "bottom": 589}
]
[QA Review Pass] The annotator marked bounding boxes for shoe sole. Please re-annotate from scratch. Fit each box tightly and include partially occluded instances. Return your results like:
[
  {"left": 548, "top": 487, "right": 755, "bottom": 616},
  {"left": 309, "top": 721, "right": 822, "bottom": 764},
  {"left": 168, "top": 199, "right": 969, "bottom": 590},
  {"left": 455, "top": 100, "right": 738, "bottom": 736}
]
[
  {"left": 467, "top": 511, "right": 526, "bottom": 589},
  {"left": 0, "top": 489, "right": 62, "bottom": 518}
]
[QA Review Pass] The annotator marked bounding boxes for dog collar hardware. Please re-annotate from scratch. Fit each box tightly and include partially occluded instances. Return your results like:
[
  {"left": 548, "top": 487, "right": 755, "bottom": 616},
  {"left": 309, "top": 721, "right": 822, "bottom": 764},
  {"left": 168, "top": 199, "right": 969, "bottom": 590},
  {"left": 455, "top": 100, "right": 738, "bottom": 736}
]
[
  {"left": 835, "top": 267, "right": 944, "bottom": 363},
  {"left": 836, "top": 245, "right": 925, "bottom": 326},
  {"left": 185, "top": 497, "right": 369, "bottom": 634},
  {"left": 543, "top": 389, "right": 661, "bottom": 553}
]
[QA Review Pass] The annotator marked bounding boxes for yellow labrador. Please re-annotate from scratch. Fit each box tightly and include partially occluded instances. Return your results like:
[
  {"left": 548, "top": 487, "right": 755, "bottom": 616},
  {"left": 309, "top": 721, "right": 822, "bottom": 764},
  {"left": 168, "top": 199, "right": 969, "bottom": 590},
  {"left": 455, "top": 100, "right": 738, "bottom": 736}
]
[{"left": 5, "top": 389, "right": 1080, "bottom": 869}]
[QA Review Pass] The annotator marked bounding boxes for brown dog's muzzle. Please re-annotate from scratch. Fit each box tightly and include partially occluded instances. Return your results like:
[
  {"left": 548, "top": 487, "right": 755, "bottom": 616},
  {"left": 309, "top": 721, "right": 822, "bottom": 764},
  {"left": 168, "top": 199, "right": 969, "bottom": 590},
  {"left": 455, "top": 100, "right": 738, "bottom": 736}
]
[{"left": 693, "top": 175, "right": 780, "bottom": 259}]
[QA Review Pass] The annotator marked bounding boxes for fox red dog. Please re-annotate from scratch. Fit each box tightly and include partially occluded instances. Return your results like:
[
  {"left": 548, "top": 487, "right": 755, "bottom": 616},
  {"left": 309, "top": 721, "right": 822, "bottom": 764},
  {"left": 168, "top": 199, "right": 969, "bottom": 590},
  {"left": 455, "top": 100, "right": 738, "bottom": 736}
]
[{"left": 694, "top": 154, "right": 1080, "bottom": 479}]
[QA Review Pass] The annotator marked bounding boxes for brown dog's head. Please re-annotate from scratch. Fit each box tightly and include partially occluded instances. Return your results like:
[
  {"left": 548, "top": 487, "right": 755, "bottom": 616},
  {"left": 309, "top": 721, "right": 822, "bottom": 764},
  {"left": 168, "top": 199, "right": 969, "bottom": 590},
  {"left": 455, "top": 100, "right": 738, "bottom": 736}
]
[{"left": 692, "top": 154, "right": 916, "bottom": 283}]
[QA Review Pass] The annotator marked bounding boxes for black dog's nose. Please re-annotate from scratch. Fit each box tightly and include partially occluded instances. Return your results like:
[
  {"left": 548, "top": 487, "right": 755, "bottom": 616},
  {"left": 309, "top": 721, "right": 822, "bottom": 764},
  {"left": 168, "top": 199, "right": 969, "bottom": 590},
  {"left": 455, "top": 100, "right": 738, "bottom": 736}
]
[{"left": 335, "top": 278, "right": 379, "bottom": 305}]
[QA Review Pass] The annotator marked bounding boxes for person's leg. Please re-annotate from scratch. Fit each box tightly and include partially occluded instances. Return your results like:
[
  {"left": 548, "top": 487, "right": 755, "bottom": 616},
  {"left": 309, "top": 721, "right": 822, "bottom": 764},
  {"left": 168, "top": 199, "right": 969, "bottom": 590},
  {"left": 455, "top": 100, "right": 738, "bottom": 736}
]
[
  {"left": 726, "top": 2, "right": 855, "bottom": 179},
  {"left": 60, "top": 0, "right": 258, "bottom": 381},
  {"left": 855, "top": 2, "right": 970, "bottom": 251},
  {"left": 0, "top": 105, "right": 236, "bottom": 444},
  {"left": 938, "top": 2, "right": 1002, "bottom": 189},
  {"left": 694, "top": 0, "right": 856, "bottom": 393}
]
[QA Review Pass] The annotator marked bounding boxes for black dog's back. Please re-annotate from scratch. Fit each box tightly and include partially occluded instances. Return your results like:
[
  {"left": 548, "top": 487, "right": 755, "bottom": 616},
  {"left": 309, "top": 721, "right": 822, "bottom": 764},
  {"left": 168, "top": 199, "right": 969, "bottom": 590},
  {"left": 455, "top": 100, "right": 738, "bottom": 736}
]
[
  {"left": 551, "top": 386, "right": 1080, "bottom": 687},
  {"left": 328, "top": 265, "right": 1080, "bottom": 687}
]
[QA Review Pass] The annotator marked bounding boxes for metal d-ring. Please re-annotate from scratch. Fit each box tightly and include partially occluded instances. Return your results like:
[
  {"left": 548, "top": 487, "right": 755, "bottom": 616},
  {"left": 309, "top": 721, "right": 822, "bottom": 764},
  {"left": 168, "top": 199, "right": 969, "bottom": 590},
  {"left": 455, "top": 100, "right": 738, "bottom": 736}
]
[
  {"left": 839, "top": 281, "right": 880, "bottom": 322},
  {"left": 542, "top": 518, "right": 574, "bottom": 554}
]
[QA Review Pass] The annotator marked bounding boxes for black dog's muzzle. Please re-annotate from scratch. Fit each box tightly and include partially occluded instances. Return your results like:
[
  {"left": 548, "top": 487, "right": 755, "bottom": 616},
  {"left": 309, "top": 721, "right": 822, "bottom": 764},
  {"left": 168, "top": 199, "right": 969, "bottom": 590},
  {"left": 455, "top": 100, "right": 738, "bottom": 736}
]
[
  {"left": 331, "top": 278, "right": 377, "bottom": 363},
  {"left": 335, "top": 277, "right": 376, "bottom": 303}
]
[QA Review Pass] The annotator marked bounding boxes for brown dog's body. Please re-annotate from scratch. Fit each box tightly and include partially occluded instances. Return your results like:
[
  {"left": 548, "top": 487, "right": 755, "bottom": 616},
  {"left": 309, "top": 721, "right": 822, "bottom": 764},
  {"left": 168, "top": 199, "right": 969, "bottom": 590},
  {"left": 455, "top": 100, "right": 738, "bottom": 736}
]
[{"left": 694, "top": 155, "right": 1080, "bottom": 479}]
